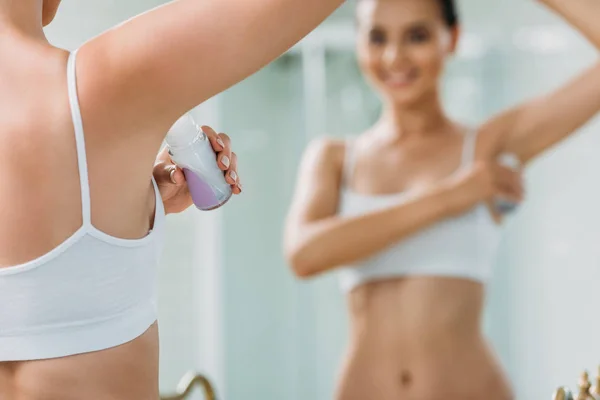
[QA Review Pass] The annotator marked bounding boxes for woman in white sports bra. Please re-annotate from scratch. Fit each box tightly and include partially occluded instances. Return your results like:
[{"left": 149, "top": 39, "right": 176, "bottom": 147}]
[
  {"left": 284, "top": 0, "right": 600, "bottom": 399},
  {"left": 0, "top": 0, "right": 345, "bottom": 399}
]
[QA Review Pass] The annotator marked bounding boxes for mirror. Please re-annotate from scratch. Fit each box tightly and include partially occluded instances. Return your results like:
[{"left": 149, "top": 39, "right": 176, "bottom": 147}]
[{"left": 42, "top": 1, "right": 600, "bottom": 400}]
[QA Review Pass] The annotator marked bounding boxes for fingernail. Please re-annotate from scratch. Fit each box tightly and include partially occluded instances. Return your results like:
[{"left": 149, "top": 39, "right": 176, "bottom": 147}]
[
  {"left": 217, "top": 138, "right": 225, "bottom": 148},
  {"left": 237, "top": 182, "right": 242, "bottom": 191},
  {"left": 230, "top": 171, "right": 237, "bottom": 182},
  {"left": 169, "top": 167, "right": 177, "bottom": 184},
  {"left": 221, "top": 156, "right": 230, "bottom": 168}
]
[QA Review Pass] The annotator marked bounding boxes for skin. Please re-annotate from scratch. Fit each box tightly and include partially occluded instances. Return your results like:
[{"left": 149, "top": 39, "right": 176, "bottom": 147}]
[
  {"left": 284, "top": 0, "right": 600, "bottom": 399},
  {"left": 0, "top": 0, "right": 344, "bottom": 398}
]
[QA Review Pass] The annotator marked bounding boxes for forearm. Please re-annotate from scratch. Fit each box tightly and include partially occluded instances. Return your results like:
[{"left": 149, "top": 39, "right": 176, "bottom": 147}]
[
  {"left": 286, "top": 186, "right": 451, "bottom": 278},
  {"left": 541, "top": 0, "right": 600, "bottom": 48}
]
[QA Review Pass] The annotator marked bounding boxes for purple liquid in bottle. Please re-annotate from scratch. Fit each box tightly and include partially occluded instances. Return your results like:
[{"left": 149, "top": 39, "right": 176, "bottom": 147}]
[{"left": 183, "top": 168, "right": 232, "bottom": 211}]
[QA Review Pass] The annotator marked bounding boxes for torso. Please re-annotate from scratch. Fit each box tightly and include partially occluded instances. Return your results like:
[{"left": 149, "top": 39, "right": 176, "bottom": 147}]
[
  {"left": 343, "top": 278, "right": 512, "bottom": 399},
  {"left": 332, "top": 126, "right": 513, "bottom": 399},
  {"left": 0, "top": 43, "right": 163, "bottom": 400}
]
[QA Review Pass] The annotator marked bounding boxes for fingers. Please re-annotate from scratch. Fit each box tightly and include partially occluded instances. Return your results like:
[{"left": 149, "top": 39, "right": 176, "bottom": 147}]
[
  {"left": 216, "top": 133, "right": 232, "bottom": 171},
  {"left": 154, "top": 146, "right": 185, "bottom": 186},
  {"left": 225, "top": 152, "right": 238, "bottom": 185},
  {"left": 202, "top": 125, "right": 225, "bottom": 152},
  {"left": 232, "top": 182, "right": 242, "bottom": 195},
  {"left": 169, "top": 165, "right": 186, "bottom": 185},
  {"left": 202, "top": 126, "right": 232, "bottom": 169},
  {"left": 226, "top": 152, "right": 242, "bottom": 194},
  {"left": 201, "top": 125, "right": 242, "bottom": 194},
  {"left": 154, "top": 161, "right": 185, "bottom": 186},
  {"left": 203, "top": 126, "right": 232, "bottom": 171}
]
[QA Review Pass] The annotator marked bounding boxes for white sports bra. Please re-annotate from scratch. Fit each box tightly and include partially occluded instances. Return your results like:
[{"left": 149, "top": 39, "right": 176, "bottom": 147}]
[
  {"left": 337, "top": 130, "right": 502, "bottom": 292},
  {"left": 0, "top": 50, "right": 166, "bottom": 361}
]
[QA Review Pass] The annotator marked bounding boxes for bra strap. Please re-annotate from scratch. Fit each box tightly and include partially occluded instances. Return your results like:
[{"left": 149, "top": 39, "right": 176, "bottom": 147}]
[
  {"left": 67, "top": 50, "right": 92, "bottom": 226},
  {"left": 461, "top": 128, "right": 479, "bottom": 168}
]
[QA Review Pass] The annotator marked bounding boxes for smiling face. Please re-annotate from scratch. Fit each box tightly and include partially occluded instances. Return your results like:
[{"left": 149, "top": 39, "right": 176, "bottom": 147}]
[{"left": 356, "top": 0, "right": 460, "bottom": 106}]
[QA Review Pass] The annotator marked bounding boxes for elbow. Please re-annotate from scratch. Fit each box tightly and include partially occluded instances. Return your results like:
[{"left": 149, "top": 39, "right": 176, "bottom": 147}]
[{"left": 284, "top": 246, "right": 319, "bottom": 280}]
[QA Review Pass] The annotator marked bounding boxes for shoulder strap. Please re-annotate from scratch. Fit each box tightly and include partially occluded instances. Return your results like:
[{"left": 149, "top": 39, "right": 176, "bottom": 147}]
[
  {"left": 67, "top": 50, "right": 92, "bottom": 226},
  {"left": 461, "top": 128, "right": 479, "bottom": 168}
]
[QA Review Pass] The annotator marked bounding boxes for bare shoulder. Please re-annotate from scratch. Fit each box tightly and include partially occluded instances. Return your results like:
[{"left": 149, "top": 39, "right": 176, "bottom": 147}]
[
  {"left": 287, "top": 137, "right": 349, "bottom": 223},
  {"left": 297, "top": 136, "right": 351, "bottom": 189},
  {"left": 303, "top": 136, "right": 347, "bottom": 170}
]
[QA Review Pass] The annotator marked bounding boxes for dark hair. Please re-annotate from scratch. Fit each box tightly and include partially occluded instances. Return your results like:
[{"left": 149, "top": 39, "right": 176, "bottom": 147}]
[
  {"left": 357, "top": 0, "right": 459, "bottom": 28},
  {"left": 439, "top": 0, "right": 458, "bottom": 28}
]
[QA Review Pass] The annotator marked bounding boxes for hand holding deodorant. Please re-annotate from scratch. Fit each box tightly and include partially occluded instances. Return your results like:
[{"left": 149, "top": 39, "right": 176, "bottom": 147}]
[
  {"left": 495, "top": 153, "right": 521, "bottom": 214},
  {"left": 165, "top": 114, "right": 233, "bottom": 211}
]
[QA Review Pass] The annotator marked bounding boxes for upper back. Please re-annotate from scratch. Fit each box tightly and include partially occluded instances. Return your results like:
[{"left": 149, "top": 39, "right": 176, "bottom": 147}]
[
  {"left": 0, "top": 45, "right": 81, "bottom": 266},
  {"left": 0, "top": 44, "right": 159, "bottom": 268},
  {"left": 0, "top": 49, "right": 166, "bottom": 362}
]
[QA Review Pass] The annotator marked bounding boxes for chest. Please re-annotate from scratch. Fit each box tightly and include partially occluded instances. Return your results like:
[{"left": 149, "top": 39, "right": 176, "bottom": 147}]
[{"left": 349, "top": 137, "right": 465, "bottom": 195}]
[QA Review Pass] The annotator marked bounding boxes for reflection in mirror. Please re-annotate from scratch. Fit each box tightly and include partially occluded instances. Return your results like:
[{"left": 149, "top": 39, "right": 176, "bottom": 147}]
[
  {"left": 281, "top": 1, "right": 600, "bottom": 400},
  {"left": 44, "top": 1, "right": 600, "bottom": 400}
]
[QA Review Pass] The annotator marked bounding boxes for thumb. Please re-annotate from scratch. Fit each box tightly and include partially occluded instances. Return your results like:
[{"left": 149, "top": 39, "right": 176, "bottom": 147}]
[{"left": 154, "top": 162, "right": 180, "bottom": 185}]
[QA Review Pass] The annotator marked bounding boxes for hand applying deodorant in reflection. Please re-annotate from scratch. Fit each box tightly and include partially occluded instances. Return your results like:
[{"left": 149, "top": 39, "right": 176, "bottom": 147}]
[
  {"left": 495, "top": 153, "right": 521, "bottom": 214},
  {"left": 165, "top": 114, "right": 233, "bottom": 211}
]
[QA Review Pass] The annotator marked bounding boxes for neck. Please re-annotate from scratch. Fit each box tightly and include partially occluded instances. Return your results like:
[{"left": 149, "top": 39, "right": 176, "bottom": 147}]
[
  {"left": 0, "top": 0, "right": 46, "bottom": 42},
  {"left": 377, "top": 89, "right": 452, "bottom": 141}
]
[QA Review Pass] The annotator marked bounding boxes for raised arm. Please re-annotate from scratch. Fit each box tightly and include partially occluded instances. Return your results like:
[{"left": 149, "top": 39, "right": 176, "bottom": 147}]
[
  {"left": 283, "top": 139, "right": 522, "bottom": 278},
  {"left": 76, "top": 0, "right": 345, "bottom": 145},
  {"left": 484, "top": 0, "right": 600, "bottom": 163}
]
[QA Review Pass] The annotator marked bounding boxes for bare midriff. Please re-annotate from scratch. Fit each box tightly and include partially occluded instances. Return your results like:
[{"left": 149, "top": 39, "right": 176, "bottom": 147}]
[
  {"left": 344, "top": 277, "right": 514, "bottom": 400},
  {"left": 0, "top": 324, "right": 159, "bottom": 400}
]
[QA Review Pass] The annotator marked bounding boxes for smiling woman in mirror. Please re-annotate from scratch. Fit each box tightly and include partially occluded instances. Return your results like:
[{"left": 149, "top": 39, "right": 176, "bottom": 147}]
[{"left": 284, "top": 0, "right": 600, "bottom": 399}]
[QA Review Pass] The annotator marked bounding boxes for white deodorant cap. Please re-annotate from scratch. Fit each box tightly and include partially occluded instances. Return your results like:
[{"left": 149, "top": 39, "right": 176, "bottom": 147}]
[{"left": 165, "top": 114, "right": 204, "bottom": 148}]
